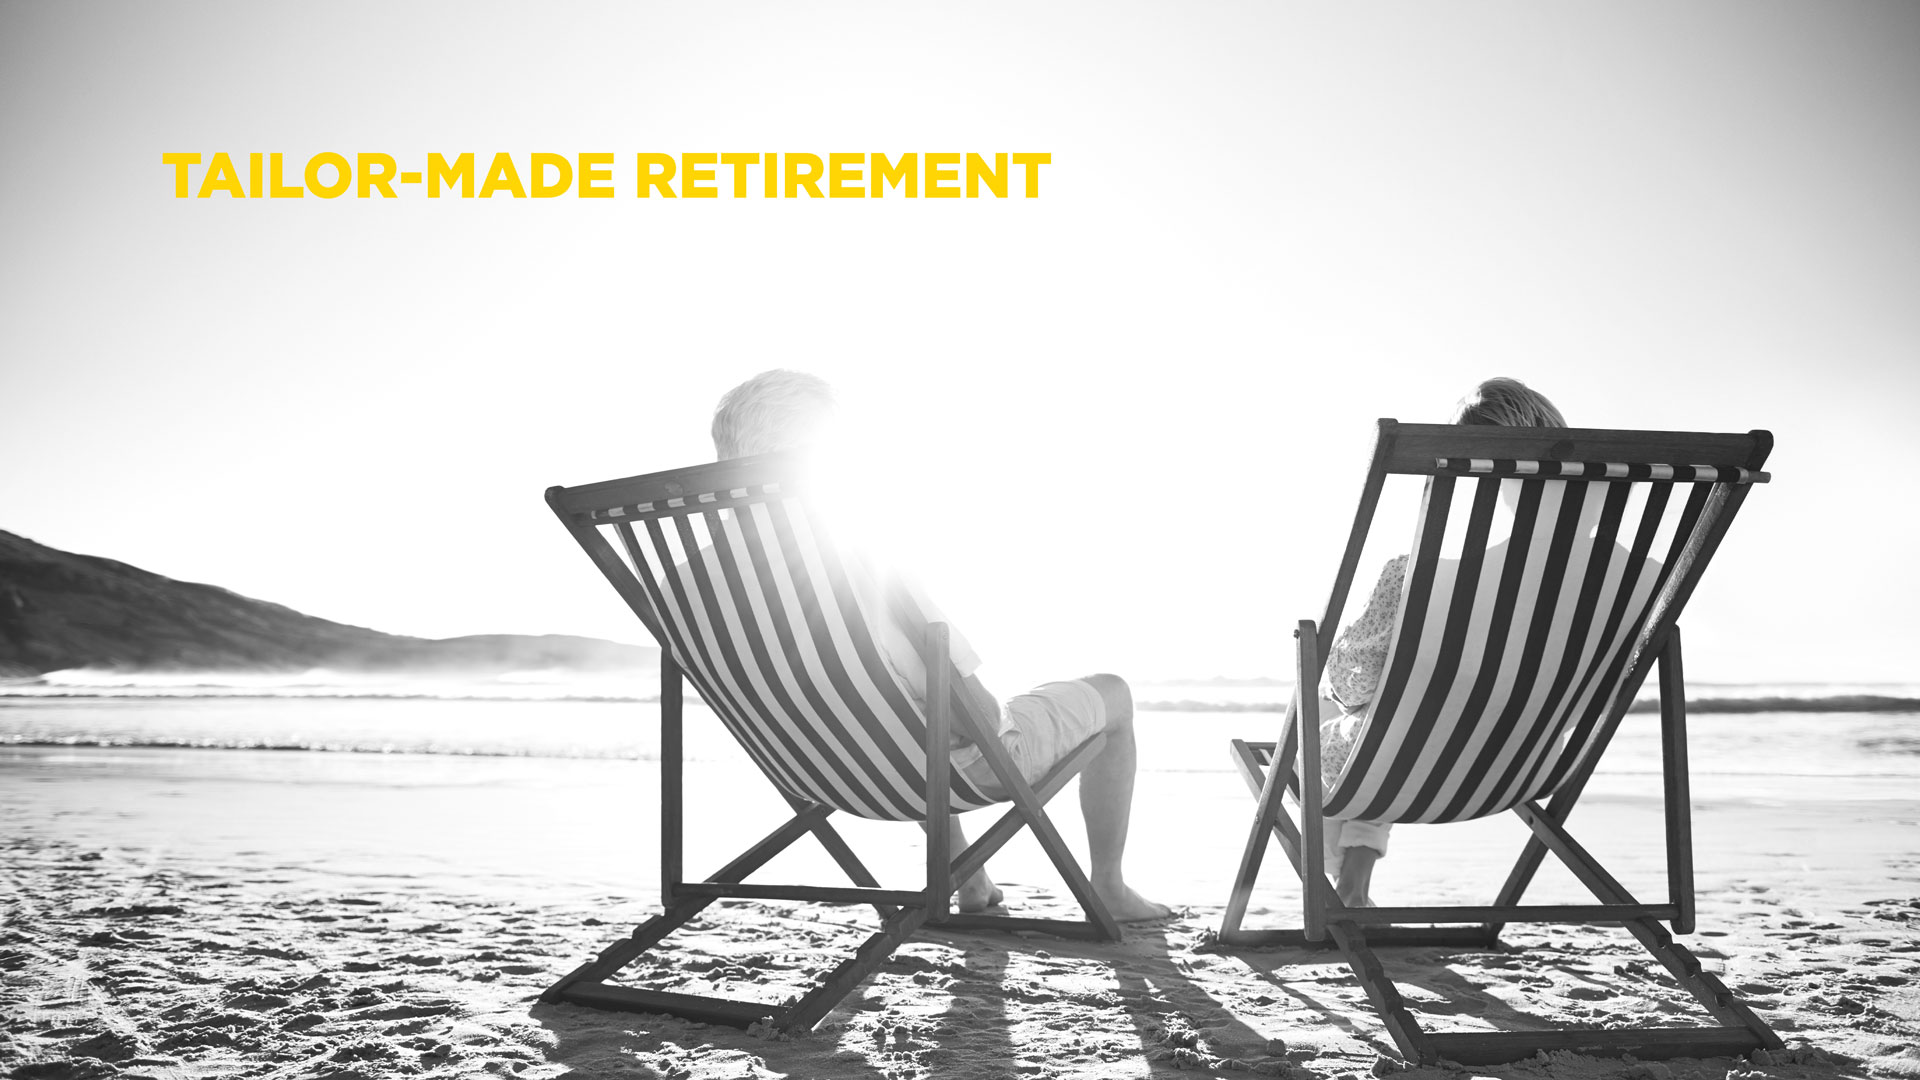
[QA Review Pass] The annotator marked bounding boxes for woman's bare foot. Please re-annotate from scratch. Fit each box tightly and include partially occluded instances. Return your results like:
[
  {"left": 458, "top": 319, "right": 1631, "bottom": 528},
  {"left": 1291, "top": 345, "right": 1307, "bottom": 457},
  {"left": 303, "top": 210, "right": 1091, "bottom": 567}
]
[
  {"left": 1096, "top": 882, "right": 1173, "bottom": 923},
  {"left": 955, "top": 871, "right": 1005, "bottom": 913}
]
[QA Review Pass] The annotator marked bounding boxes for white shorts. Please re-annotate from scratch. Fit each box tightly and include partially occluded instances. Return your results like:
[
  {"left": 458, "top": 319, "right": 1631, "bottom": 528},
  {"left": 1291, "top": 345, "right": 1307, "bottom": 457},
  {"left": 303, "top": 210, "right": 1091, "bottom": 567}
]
[{"left": 951, "top": 679, "right": 1107, "bottom": 797}]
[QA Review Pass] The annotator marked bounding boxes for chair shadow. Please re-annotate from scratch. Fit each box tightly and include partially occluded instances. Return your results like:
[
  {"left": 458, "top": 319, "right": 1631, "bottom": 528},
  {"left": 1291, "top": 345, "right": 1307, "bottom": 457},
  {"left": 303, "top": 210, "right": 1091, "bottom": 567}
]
[
  {"left": 1207, "top": 921, "right": 1872, "bottom": 1079},
  {"left": 1105, "top": 918, "right": 1303, "bottom": 1069},
  {"left": 527, "top": 901, "right": 1872, "bottom": 1079},
  {"left": 930, "top": 899, "right": 1291, "bottom": 1072},
  {"left": 528, "top": 900, "right": 904, "bottom": 1080},
  {"left": 917, "top": 911, "right": 1288, "bottom": 1075},
  {"left": 526, "top": 901, "right": 1265, "bottom": 1077}
]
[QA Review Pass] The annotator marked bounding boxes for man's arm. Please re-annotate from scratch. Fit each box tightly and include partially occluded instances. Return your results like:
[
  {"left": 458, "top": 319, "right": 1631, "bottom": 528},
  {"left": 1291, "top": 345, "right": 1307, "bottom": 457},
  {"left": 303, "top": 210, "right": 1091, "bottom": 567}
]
[
  {"left": 952, "top": 673, "right": 1002, "bottom": 747},
  {"left": 878, "top": 565, "right": 996, "bottom": 743}
]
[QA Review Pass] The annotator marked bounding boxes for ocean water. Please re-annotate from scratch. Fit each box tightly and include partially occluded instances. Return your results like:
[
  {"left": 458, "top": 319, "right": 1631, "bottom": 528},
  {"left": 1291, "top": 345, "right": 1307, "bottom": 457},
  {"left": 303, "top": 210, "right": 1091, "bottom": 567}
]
[
  {"left": 2, "top": 671, "right": 1914, "bottom": 905},
  {"left": 1, "top": 669, "right": 1916, "bottom": 791}
]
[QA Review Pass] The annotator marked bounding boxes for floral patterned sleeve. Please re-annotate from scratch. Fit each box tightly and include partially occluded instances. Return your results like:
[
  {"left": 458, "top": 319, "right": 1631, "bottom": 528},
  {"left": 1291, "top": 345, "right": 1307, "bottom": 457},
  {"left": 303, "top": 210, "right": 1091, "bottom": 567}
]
[{"left": 1322, "top": 555, "right": 1408, "bottom": 713}]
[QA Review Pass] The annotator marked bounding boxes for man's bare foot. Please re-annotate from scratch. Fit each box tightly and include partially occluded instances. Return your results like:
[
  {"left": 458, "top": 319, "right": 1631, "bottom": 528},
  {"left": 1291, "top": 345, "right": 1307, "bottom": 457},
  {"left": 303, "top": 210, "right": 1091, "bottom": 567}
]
[
  {"left": 1096, "top": 883, "right": 1173, "bottom": 923},
  {"left": 956, "top": 872, "right": 1004, "bottom": 913}
]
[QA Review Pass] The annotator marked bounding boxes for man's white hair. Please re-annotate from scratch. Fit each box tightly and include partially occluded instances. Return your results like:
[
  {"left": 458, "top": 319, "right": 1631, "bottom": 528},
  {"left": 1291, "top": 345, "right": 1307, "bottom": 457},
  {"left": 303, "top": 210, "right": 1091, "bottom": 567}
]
[{"left": 711, "top": 369, "right": 836, "bottom": 460}]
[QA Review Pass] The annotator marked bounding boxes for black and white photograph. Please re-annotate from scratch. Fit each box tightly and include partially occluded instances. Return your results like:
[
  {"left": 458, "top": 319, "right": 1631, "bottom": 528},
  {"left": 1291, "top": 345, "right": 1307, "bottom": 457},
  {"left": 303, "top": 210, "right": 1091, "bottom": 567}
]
[{"left": 3, "top": 3, "right": 1916, "bottom": 1077}]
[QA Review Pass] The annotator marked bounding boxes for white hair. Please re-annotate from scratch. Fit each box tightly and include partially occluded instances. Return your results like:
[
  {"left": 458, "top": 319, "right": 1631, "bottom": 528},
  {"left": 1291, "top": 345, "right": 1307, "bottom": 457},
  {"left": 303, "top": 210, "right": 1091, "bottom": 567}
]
[
  {"left": 1453, "top": 377, "right": 1567, "bottom": 428},
  {"left": 710, "top": 370, "right": 836, "bottom": 459}
]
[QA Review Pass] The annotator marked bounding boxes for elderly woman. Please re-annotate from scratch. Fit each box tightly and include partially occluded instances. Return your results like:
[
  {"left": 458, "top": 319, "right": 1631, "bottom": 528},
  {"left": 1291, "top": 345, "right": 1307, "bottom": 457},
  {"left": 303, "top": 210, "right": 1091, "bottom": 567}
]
[{"left": 1314, "top": 377, "right": 1568, "bottom": 907}]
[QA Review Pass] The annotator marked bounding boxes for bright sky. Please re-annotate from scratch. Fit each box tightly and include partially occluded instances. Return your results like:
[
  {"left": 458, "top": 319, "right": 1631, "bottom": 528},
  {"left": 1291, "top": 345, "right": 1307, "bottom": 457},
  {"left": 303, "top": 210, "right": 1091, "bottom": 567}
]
[{"left": 2, "top": 2, "right": 1916, "bottom": 687}]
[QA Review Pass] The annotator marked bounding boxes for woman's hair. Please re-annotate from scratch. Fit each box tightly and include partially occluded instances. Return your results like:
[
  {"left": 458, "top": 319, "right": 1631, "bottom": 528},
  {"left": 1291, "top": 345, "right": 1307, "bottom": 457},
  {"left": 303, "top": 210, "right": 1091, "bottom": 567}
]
[
  {"left": 1453, "top": 377, "right": 1567, "bottom": 428},
  {"left": 711, "top": 369, "right": 836, "bottom": 459}
]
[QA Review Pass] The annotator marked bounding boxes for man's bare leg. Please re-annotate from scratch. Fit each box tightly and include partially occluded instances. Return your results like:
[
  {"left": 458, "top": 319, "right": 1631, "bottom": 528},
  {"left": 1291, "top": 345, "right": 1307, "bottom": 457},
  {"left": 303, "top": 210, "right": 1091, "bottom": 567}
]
[{"left": 1079, "top": 674, "right": 1172, "bottom": 922}]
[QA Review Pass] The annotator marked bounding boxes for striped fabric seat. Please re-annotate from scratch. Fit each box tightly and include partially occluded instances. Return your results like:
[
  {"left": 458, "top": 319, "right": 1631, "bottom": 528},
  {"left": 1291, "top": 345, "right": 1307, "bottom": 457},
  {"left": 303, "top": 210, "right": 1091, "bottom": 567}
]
[
  {"left": 1323, "top": 462, "right": 1755, "bottom": 824},
  {"left": 594, "top": 481, "right": 998, "bottom": 822}
]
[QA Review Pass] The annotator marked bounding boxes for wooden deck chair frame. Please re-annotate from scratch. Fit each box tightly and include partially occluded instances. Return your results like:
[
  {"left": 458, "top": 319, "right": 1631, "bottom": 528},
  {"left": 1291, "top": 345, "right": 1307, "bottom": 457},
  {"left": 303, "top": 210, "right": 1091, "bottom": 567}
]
[
  {"left": 540, "top": 454, "right": 1121, "bottom": 1032},
  {"left": 1217, "top": 421, "right": 1783, "bottom": 1065}
]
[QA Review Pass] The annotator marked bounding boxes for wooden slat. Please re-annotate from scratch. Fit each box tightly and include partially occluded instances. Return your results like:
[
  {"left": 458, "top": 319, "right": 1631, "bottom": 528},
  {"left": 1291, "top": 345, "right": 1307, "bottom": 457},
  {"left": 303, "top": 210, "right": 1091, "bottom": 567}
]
[
  {"left": 1424, "top": 1026, "right": 1765, "bottom": 1065},
  {"left": 675, "top": 882, "right": 927, "bottom": 906},
  {"left": 1381, "top": 423, "right": 1768, "bottom": 475},
  {"left": 548, "top": 452, "right": 801, "bottom": 518},
  {"left": 1215, "top": 925, "right": 1498, "bottom": 949},
  {"left": 930, "top": 913, "right": 1113, "bottom": 939},
  {"left": 783, "top": 906, "right": 929, "bottom": 1030},
  {"left": 1341, "top": 903, "right": 1679, "bottom": 925},
  {"left": 541, "top": 895, "right": 718, "bottom": 1002},
  {"left": 554, "top": 981, "right": 782, "bottom": 1028},
  {"left": 1329, "top": 922, "right": 1436, "bottom": 1063}
]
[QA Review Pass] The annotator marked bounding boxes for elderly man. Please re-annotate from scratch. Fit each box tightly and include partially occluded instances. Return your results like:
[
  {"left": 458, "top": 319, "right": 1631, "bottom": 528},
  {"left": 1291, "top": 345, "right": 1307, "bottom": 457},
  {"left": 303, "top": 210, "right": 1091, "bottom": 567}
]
[{"left": 701, "top": 369, "right": 1169, "bottom": 923}]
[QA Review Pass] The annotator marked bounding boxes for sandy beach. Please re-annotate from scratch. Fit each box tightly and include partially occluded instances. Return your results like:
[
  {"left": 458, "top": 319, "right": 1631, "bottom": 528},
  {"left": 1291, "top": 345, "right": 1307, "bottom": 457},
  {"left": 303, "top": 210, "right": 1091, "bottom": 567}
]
[{"left": 3, "top": 710, "right": 1918, "bottom": 1080}]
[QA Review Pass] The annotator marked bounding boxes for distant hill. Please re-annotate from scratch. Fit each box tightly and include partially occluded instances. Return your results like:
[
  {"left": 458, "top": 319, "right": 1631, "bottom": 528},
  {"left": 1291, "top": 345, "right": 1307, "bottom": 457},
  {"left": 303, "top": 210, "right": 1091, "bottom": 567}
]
[{"left": 0, "top": 530, "right": 655, "bottom": 678}]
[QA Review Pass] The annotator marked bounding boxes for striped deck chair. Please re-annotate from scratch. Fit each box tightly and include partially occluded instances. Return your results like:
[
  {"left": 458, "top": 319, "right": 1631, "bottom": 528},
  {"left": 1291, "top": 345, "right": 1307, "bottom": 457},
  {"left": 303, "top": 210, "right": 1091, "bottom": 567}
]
[
  {"left": 540, "top": 453, "right": 1121, "bottom": 1031},
  {"left": 1217, "top": 421, "right": 1781, "bottom": 1065}
]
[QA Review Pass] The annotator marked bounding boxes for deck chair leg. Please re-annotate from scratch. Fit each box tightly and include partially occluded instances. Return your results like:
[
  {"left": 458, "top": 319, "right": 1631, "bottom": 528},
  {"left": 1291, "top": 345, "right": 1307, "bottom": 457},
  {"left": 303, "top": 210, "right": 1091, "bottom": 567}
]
[
  {"left": 1221, "top": 628, "right": 1344, "bottom": 945},
  {"left": 1511, "top": 802, "right": 1782, "bottom": 1050},
  {"left": 1616, "top": 918, "right": 1784, "bottom": 1051},
  {"left": 780, "top": 904, "right": 932, "bottom": 1031},
  {"left": 1219, "top": 756, "right": 1286, "bottom": 937},
  {"left": 1295, "top": 623, "right": 1331, "bottom": 943},
  {"left": 1489, "top": 686, "right": 1634, "bottom": 917},
  {"left": 661, "top": 657, "right": 684, "bottom": 905},
  {"left": 937, "top": 662, "right": 1122, "bottom": 942},
  {"left": 983, "top": 727, "right": 1124, "bottom": 941},
  {"left": 543, "top": 802, "right": 833, "bottom": 1005},
  {"left": 933, "top": 730, "right": 1122, "bottom": 941},
  {"left": 1329, "top": 922, "right": 1438, "bottom": 1063},
  {"left": 1023, "top": 800, "right": 1123, "bottom": 940},
  {"left": 543, "top": 892, "right": 721, "bottom": 1002},
  {"left": 1217, "top": 730, "right": 1321, "bottom": 948},
  {"left": 923, "top": 622, "right": 955, "bottom": 922},
  {"left": 1657, "top": 628, "right": 1696, "bottom": 933}
]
